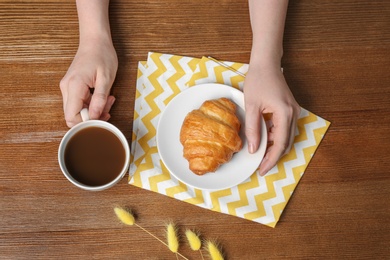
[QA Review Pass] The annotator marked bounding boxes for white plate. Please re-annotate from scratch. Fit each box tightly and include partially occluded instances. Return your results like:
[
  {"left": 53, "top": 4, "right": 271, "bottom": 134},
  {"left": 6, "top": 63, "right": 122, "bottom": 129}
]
[{"left": 156, "top": 83, "right": 267, "bottom": 191}]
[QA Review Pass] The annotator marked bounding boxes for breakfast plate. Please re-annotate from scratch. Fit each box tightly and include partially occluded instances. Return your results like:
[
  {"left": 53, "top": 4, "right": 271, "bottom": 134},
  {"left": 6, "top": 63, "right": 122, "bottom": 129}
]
[{"left": 156, "top": 83, "right": 267, "bottom": 191}]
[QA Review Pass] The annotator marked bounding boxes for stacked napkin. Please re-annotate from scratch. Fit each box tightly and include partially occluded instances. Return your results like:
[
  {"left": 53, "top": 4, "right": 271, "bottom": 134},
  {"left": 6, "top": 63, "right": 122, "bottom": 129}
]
[{"left": 129, "top": 52, "right": 330, "bottom": 227}]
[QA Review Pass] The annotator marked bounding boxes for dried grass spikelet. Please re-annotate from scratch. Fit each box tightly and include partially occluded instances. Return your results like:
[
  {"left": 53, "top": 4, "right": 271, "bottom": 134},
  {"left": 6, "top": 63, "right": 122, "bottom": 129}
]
[
  {"left": 114, "top": 207, "right": 189, "bottom": 259},
  {"left": 185, "top": 229, "right": 202, "bottom": 251},
  {"left": 166, "top": 222, "right": 179, "bottom": 253},
  {"left": 114, "top": 207, "right": 135, "bottom": 226},
  {"left": 185, "top": 229, "right": 204, "bottom": 260},
  {"left": 206, "top": 240, "right": 224, "bottom": 260}
]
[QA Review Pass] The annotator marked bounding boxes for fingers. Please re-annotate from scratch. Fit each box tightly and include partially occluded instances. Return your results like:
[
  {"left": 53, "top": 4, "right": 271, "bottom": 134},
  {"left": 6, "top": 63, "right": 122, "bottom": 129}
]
[
  {"left": 286, "top": 115, "right": 298, "bottom": 155},
  {"left": 245, "top": 104, "right": 262, "bottom": 154},
  {"left": 60, "top": 72, "right": 115, "bottom": 128},
  {"left": 99, "top": 95, "right": 115, "bottom": 121},
  {"left": 259, "top": 110, "right": 297, "bottom": 176},
  {"left": 60, "top": 77, "right": 91, "bottom": 128},
  {"left": 88, "top": 71, "right": 114, "bottom": 120}
]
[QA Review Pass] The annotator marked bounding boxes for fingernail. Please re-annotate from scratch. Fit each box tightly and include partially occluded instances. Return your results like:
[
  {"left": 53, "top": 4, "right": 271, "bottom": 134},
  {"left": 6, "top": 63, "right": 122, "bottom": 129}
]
[
  {"left": 249, "top": 143, "right": 255, "bottom": 154},
  {"left": 259, "top": 169, "right": 268, "bottom": 176},
  {"left": 259, "top": 160, "right": 268, "bottom": 176},
  {"left": 109, "top": 97, "right": 116, "bottom": 106}
]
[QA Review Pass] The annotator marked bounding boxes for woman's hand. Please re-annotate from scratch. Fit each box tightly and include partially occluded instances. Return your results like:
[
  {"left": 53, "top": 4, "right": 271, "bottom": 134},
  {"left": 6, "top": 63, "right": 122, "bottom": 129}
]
[
  {"left": 244, "top": 66, "right": 300, "bottom": 176},
  {"left": 245, "top": 0, "right": 300, "bottom": 175},
  {"left": 59, "top": 0, "right": 116, "bottom": 128},
  {"left": 60, "top": 39, "right": 118, "bottom": 128}
]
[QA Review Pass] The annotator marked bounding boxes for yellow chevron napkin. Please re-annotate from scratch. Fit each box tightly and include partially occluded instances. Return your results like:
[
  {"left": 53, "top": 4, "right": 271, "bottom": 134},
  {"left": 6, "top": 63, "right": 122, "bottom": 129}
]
[{"left": 129, "top": 52, "right": 330, "bottom": 227}]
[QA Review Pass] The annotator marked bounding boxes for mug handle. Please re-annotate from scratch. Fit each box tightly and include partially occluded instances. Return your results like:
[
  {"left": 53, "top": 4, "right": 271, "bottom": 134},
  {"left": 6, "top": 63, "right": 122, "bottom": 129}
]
[{"left": 80, "top": 108, "right": 90, "bottom": 122}]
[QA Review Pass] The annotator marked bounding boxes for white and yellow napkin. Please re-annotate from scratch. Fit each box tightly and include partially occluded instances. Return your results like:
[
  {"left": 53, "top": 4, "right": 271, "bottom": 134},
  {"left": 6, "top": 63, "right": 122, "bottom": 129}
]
[{"left": 129, "top": 52, "right": 330, "bottom": 228}]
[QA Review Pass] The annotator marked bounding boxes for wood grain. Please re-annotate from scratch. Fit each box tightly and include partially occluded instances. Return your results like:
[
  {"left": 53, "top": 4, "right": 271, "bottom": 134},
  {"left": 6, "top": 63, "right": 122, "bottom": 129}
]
[{"left": 1, "top": 0, "right": 389, "bottom": 259}]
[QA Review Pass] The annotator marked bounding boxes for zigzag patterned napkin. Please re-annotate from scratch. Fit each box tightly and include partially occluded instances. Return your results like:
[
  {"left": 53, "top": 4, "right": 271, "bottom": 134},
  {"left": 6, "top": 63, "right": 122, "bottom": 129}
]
[{"left": 129, "top": 52, "right": 330, "bottom": 227}]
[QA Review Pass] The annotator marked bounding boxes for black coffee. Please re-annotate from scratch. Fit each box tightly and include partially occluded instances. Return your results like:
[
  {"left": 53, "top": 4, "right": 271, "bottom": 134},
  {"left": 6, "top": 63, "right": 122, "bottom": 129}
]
[{"left": 64, "top": 126, "right": 126, "bottom": 187}]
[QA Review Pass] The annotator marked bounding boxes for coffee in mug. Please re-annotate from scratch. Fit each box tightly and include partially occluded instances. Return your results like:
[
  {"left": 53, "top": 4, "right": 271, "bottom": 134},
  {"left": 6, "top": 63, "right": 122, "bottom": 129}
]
[{"left": 58, "top": 108, "right": 130, "bottom": 191}]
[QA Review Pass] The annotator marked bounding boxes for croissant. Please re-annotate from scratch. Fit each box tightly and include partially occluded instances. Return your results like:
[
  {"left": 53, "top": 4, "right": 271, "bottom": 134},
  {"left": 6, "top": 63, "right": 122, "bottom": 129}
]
[{"left": 180, "top": 97, "right": 243, "bottom": 175}]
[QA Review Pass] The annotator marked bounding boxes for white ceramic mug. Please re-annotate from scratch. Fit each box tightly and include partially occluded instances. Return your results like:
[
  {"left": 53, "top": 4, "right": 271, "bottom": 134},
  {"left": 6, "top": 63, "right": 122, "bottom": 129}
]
[{"left": 58, "top": 108, "right": 130, "bottom": 191}]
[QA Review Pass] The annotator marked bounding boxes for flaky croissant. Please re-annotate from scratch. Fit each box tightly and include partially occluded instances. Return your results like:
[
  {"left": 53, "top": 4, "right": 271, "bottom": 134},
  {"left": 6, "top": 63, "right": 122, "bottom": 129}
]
[{"left": 180, "top": 97, "right": 243, "bottom": 175}]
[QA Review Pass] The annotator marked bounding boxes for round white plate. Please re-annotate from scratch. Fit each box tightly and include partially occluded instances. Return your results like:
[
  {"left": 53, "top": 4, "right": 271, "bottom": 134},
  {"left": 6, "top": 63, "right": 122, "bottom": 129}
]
[{"left": 156, "top": 83, "right": 267, "bottom": 191}]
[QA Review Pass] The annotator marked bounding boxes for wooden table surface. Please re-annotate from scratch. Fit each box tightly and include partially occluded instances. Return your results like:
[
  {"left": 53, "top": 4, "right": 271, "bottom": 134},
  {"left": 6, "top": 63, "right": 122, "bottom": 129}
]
[{"left": 1, "top": 1, "right": 389, "bottom": 259}]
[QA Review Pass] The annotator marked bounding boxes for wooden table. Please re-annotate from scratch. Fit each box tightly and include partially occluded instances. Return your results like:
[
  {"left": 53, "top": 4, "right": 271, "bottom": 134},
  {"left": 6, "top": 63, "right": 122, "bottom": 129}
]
[{"left": 1, "top": 1, "right": 389, "bottom": 259}]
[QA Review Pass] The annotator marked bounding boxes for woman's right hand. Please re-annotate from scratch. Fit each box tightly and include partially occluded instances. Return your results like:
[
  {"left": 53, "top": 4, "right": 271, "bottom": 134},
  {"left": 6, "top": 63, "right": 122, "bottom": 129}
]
[
  {"left": 60, "top": 39, "right": 118, "bottom": 128},
  {"left": 60, "top": 0, "right": 117, "bottom": 128}
]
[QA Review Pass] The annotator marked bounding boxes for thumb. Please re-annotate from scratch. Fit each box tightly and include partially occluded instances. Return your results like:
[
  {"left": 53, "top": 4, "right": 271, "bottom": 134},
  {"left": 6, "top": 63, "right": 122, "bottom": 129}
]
[
  {"left": 89, "top": 75, "right": 112, "bottom": 120},
  {"left": 245, "top": 105, "right": 262, "bottom": 154},
  {"left": 89, "top": 90, "right": 109, "bottom": 120}
]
